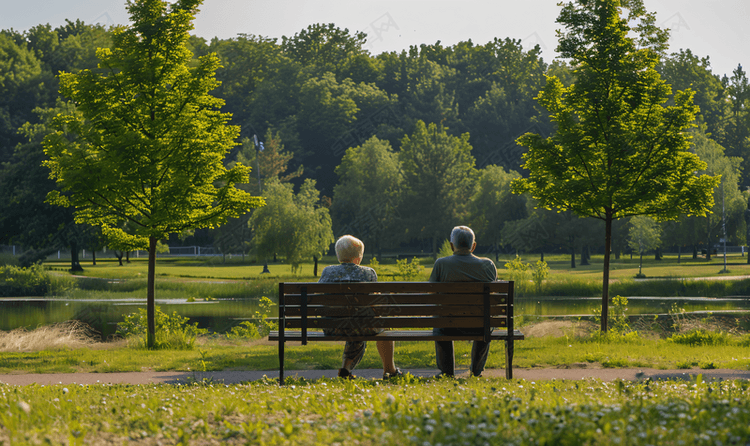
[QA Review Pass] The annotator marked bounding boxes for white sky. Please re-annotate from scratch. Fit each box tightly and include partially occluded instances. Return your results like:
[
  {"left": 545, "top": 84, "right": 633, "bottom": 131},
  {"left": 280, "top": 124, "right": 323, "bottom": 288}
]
[{"left": 2, "top": 0, "right": 748, "bottom": 78}]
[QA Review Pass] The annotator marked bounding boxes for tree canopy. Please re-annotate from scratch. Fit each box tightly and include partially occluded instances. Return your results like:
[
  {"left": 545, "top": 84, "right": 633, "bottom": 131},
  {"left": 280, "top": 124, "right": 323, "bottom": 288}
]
[
  {"left": 42, "top": 0, "right": 263, "bottom": 346},
  {"left": 512, "top": 0, "right": 720, "bottom": 330}
]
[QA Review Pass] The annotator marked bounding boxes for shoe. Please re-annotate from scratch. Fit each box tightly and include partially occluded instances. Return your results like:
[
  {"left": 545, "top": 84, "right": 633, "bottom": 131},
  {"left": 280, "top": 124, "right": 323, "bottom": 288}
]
[
  {"left": 338, "top": 368, "right": 356, "bottom": 379},
  {"left": 433, "top": 372, "right": 454, "bottom": 379},
  {"left": 383, "top": 368, "right": 405, "bottom": 380}
]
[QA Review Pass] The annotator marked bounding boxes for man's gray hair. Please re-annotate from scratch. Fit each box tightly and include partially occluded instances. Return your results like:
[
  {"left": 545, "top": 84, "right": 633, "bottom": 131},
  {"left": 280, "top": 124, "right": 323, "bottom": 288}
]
[
  {"left": 450, "top": 226, "right": 475, "bottom": 249},
  {"left": 335, "top": 235, "right": 365, "bottom": 263}
]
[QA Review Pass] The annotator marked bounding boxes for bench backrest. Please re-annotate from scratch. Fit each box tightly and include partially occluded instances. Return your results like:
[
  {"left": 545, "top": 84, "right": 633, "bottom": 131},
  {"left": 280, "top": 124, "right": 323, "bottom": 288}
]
[{"left": 278, "top": 281, "right": 515, "bottom": 343}]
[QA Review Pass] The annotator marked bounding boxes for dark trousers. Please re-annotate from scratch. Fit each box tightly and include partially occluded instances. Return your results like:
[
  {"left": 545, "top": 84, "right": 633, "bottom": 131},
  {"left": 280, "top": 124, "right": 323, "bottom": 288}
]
[{"left": 434, "top": 327, "right": 491, "bottom": 377}]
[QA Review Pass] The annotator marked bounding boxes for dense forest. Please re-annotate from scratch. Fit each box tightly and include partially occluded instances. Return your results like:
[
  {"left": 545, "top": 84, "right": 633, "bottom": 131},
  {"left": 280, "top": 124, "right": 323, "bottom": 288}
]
[{"left": 1, "top": 19, "right": 749, "bottom": 266}]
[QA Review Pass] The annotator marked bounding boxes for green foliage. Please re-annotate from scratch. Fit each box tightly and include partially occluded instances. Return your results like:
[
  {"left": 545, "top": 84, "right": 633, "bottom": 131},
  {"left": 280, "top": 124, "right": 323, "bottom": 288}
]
[
  {"left": 531, "top": 260, "right": 549, "bottom": 294},
  {"left": 592, "top": 295, "right": 632, "bottom": 336},
  {"left": 437, "top": 239, "right": 453, "bottom": 258},
  {"left": 667, "top": 329, "right": 732, "bottom": 346},
  {"left": 399, "top": 121, "right": 476, "bottom": 256},
  {"left": 512, "top": 0, "right": 719, "bottom": 330},
  {"left": 251, "top": 179, "right": 334, "bottom": 273},
  {"left": 0, "top": 264, "right": 51, "bottom": 297},
  {"left": 226, "top": 297, "right": 278, "bottom": 340},
  {"left": 366, "top": 257, "right": 380, "bottom": 275},
  {"left": 395, "top": 257, "right": 424, "bottom": 281},
  {"left": 504, "top": 256, "right": 530, "bottom": 293},
  {"left": 116, "top": 306, "right": 207, "bottom": 350}
]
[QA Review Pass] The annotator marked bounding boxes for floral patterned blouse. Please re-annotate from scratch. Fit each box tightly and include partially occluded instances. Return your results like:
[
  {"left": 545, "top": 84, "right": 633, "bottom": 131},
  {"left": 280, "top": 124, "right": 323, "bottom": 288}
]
[{"left": 318, "top": 263, "right": 377, "bottom": 283}]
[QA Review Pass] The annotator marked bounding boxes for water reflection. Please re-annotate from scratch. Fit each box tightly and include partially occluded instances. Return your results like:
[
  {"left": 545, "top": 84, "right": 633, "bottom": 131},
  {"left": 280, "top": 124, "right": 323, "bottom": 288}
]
[{"left": 1, "top": 296, "right": 748, "bottom": 340}]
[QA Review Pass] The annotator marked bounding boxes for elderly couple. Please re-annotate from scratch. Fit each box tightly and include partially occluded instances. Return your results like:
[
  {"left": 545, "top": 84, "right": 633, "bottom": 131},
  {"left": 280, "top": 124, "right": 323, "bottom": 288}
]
[{"left": 319, "top": 225, "right": 497, "bottom": 379}]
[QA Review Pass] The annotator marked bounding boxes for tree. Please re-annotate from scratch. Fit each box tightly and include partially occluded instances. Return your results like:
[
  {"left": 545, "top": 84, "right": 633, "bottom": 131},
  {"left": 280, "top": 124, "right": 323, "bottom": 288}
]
[
  {"left": 467, "top": 165, "right": 526, "bottom": 259},
  {"left": 42, "top": 0, "right": 263, "bottom": 348},
  {"left": 511, "top": 0, "right": 719, "bottom": 331},
  {"left": 332, "top": 136, "right": 403, "bottom": 258},
  {"left": 251, "top": 179, "right": 334, "bottom": 273},
  {"left": 399, "top": 120, "right": 476, "bottom": 256},
  {"left": 628, "top": 216, "right": 661, "bottom": 277}
]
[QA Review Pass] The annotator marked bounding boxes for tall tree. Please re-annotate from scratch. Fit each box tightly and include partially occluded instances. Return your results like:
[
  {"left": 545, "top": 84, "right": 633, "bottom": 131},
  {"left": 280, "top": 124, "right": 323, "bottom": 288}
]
[
  {"left": 332, "top": 136, "right": 403, "bottom": 257},
  {"left": 42, "top": 0, "right": 263, "bottom": 348},
  {"left": 399, "top": 120, "right": 476, "bottom": 256},
  {"left": 511, "top": 0, "right": 719, "bottom": 331}
]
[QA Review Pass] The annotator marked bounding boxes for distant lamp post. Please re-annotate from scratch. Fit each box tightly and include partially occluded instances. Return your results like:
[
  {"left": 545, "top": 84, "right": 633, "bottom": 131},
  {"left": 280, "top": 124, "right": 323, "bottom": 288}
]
[{"left": 253, "top": 134, "right": 270, "bottom": 274}]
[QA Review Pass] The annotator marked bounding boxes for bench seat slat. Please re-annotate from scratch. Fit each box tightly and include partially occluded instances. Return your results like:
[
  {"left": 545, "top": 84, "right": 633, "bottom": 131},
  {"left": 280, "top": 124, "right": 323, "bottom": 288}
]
[
  {"left": 283, "top": 316, "right": 507, "bottom": 329},
  {"left": 282, "top": 282, "right": 511, "bottom": 294},
  {"left": 269, "top": 329, "right": 525, "bottom": 342},
  {"left": 284, "top": 305, "right": 507, "bottom": 317},
  {"left": 284, "top": 294, "right": 508, "bottom": 306}
]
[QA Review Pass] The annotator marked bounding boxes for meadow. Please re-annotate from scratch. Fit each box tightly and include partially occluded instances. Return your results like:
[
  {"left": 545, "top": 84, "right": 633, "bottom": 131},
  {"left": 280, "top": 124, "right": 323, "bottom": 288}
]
[{"left": 1, "top": 375, "right": 749, "bottom": 445}]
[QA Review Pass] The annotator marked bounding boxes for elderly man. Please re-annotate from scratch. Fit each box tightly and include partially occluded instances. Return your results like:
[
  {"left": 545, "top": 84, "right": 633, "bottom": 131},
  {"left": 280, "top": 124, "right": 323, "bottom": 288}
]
[
  {"left": 430, "top": 225, "right": 497, "bottom": 377},
  {"left": 318, "top": 235, "right": 403, "bottom": 379}
]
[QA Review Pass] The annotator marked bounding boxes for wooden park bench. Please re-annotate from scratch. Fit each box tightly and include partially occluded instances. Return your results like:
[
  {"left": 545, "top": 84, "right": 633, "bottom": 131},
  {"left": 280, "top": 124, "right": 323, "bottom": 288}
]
[{"left": 268, "top": 281, "right": 524, "bottom": 384}]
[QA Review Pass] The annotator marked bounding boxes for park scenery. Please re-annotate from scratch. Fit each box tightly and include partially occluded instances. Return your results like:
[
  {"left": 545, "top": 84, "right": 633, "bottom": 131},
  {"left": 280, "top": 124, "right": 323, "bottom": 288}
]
[{"left": 1, "top": 0, "right": 750, "bottom": 444}]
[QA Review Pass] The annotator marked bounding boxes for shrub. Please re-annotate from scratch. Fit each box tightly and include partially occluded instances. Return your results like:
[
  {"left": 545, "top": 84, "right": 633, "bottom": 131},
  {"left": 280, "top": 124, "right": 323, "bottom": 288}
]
[
  {"left": 531, "top": 260, "right": 549, "bottom": 294},
  {"left": 438, "top": 239, "right": 453, "bottom": 258},
  {"left": 504, "top": 256, "right": 530, "bottom": 294},
  {"left": 0, "top": 263, "right": 51, "bottom": 297},
  {"left": 592, "top": 295, "right": 631, "bottom": 335},
  {"left": 396, "top": 257, "right": 423, "bottom": 281},
  {"left": 666, "top": 329, "right": 731, "bottom": 346},
  {"left": 227, "top": 297, "right": 278, "bottom": 340},
  {"left": 117, "top": 306, "right": 207, "bottom": 350}
]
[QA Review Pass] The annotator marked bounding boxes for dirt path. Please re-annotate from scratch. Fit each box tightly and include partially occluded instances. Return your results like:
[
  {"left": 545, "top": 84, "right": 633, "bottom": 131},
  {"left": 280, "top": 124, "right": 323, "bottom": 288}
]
[{"left": 1, "top": 367, "right": 748, "bottom": 386}]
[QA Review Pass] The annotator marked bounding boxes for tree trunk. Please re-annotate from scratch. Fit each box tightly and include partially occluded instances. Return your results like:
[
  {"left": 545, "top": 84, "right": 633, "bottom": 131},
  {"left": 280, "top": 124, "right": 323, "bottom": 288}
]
[
  {"left": 540, "top": 251, "right": 544, "bottom": 262},
  {"left": 147, "top": 236, "right": 157, "bottom": 349},
  {"left": 693, "top": 245, "right": 698, "bottom": 260},
  {"left": 313, "top": 256, "right": 319, "bottom": 277},
  {"left": 92, "top": 250, "right": 97, "bottom": 266},
  {"left": 570, "top": 236, "right": 576, "bottom": 268},
  {"left": 602, "top": 212, "right": 613, "bottom": 333},
  {"left": 126, "top": 251, "right": 131, "bottom": 263},
  {"left": 69, "top": 242, "right": 83, "bottom": 272},
  {"left": 654, "top": 247, "right": 662, "bottom": 260},
  {"left": 677, "top": 245, "right": 681, "bottom": 264},
  {"left": 581, "top": 245, "right": 590, "bottom": 266},
  {"left": 115, "top": 251, "right": 124, "bottom": 266}
]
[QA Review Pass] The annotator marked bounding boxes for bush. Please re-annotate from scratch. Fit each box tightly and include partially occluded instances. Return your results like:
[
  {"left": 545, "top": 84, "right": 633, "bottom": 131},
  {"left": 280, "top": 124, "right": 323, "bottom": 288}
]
[
  {"left": 666, "top": 329, "right": 731, "bottom": 346},
  {"left": 0, "top": 263, "right": 51, "bottom": 297},
  {"left": 396, "top": 257, "right": 423, "bottom": 281},
  {"left": 117, "top": 306, "right": 208, "bottom": 350},
  {"left": 504, "top": 256, "right": 530, "bottom": 294},
  {"left": 226, "top": 297, "right": 278, "bottom": 340}
]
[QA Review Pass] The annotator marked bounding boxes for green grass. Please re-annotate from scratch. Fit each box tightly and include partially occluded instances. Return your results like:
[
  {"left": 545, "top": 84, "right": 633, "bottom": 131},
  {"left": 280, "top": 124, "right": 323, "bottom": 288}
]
[
  {"left": 3, "top": 328, "right": 750, "bottom": 374},
  {"left": 1, "top": 375, "right": 749, "bottom": 444}
]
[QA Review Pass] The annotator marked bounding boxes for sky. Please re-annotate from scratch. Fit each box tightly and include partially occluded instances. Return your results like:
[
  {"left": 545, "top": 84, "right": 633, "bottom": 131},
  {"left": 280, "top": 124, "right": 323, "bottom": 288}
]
[{"left": 2, "top": 0, "right": 748, "bottom": 78}]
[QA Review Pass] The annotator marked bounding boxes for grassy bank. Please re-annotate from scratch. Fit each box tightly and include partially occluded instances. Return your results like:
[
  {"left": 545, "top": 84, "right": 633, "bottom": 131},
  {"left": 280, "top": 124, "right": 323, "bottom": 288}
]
[
  {"left": 2, "top": 376, "right": 749, "bottom": 444},
  {"left": 2, "top": 316, "right": 750, "bottom": 374}
]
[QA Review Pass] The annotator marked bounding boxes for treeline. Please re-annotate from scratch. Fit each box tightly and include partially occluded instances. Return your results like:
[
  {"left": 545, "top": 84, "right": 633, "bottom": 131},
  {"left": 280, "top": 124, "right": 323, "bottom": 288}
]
[{"left": 1, "top": 20, "right": 749, "bottom": 266}]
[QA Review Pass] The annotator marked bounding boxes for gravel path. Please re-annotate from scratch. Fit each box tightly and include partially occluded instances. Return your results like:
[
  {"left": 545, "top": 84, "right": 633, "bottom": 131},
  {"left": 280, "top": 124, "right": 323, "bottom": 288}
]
[{"left": 1, "top": 367, "right": 748, "bottom": 386}]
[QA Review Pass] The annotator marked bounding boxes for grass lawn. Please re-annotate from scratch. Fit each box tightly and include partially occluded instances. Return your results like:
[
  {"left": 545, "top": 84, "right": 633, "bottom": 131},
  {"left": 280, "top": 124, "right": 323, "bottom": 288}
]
[{"left": 1, "top": 374, "right": 749, "bottom": 444}]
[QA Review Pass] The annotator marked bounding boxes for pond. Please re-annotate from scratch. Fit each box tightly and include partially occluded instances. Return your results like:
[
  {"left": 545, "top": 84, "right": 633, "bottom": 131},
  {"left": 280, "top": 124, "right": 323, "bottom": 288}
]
[
  {"left": 0, "top": 298, "right": 264, "bottom": 340},
  {"left": 1, "top": 295, "right": 749, "bottom": 340}
]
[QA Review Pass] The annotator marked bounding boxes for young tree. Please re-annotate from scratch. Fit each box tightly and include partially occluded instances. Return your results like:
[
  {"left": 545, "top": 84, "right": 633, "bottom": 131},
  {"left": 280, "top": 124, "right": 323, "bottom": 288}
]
[
  {"left": 511, "top": 0, "right": 719, "bottom": 331},
  {"left": 42, "top": 0, "right": 263, "bottom": 348},
  {"left": 628, "top": 216, "right": 661, "bottom": 277},
  {"left": 251, "top": 179, "right": 334, "bottom": 274}
]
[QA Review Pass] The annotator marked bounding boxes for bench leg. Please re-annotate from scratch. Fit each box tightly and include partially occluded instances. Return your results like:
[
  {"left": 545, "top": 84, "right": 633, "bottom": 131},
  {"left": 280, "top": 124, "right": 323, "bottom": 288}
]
[
  {"left": 279, "top": 340, "right": 285, "bottom": 386},
  {"left": 505, "top": 339, "right": 514, "bottom": 379}
]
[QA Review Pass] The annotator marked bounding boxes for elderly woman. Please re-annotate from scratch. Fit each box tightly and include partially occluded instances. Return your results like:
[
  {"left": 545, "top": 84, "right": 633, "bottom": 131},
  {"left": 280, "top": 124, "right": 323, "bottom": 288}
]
[{"left": 318, "top": 235, "right": 403, "bottom": 379}]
